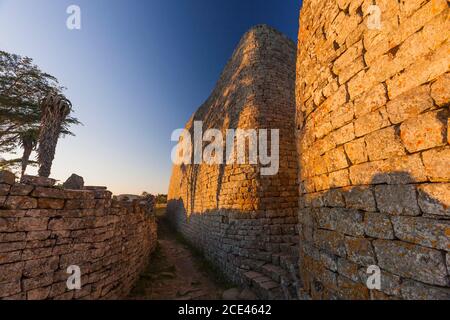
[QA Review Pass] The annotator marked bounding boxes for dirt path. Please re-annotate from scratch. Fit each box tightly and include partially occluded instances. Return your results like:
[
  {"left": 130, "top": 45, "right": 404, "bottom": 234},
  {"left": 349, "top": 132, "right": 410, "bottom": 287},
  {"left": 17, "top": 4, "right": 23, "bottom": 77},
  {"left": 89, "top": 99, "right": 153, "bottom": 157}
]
[{"left": 128, "top": 218, "right": 227, "bottom": 300}]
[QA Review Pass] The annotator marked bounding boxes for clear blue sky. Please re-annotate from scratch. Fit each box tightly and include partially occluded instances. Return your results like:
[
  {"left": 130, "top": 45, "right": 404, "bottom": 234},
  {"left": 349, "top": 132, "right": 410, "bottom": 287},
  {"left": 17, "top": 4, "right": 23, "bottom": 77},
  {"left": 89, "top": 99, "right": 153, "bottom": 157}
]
[{"left": 0, "top": 0, "right": 301, "bottom": 195}]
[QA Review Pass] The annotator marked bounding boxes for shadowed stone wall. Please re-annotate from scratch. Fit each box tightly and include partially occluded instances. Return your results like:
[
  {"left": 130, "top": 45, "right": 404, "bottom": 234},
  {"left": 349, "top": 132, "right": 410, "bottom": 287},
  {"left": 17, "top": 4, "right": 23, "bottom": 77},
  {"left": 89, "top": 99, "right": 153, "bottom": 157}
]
[
  {"left": 167, "top": 25, "right": 299, "bottom": 299},
  {"left": 295, "top": 0, "right": 449, "bottom": 299},
  {"left": 0, "top": 172, "right": 157, "bottom": 300}
]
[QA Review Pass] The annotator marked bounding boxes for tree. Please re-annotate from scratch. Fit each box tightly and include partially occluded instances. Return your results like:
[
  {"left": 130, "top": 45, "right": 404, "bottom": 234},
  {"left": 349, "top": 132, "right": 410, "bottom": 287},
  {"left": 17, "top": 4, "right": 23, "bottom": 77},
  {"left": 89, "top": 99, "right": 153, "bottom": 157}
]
[
  {"left": 37, "top": 94, "right": 72, "bottom": 177},
  {"left": 19, "top": 128, "right": 38, "bottom": 177},
  {"left": 0, "top": 50, "right": 80, "bottom": 173}
]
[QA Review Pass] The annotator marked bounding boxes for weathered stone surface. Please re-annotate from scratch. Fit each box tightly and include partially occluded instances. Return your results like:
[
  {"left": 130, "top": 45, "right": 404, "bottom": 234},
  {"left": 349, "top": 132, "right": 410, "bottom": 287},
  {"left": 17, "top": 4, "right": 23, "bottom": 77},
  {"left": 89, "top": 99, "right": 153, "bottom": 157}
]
[
  {"left": 417, "top": 184, "right": 450, "bottom": 217},
  {"left": 4, "top": 196, "right": 37, "bottom": 210},
  {"left": 431, "top": 73, "right": 450, "bottom": 107},
  {"left": 400, "top": 111, "right": 447, "bottom": 153},
  {"left": 375, "top": 185, "right": 420, "bottom": 216},
  {"left": 63, "top": 174, "right": 84, "bottom": 190},
  {"left": 325, "top": 147, "right": 349, "bottom": 173},
  {"left": 422, "top": 147, "right": 450, "bottom": 182},
  {"left": 332, "top": 123, "right": 355, "bottom": 146},
  {"left": 343, "top": 187, "right": 376, "bottom": 212},
  {"left": 27, "top": 286, "right": 51, "bottom": 300},
  {"left": 335, "top": 209, "right": 365, "bottom": 237},
  {"left": 314, "top": 208, "right": 337, "bottom": 231},
  {"left": 337, "top": 275, "right": 369, "bottom": 300},
  {"left": 386, "top": 85, "right": 433, "bottom": 124},
  {"left": 344, "top": 237, "right": 376, "bottom": 266},
  {"left": 32, "top": 187, "right": 66, "bottom": 199},
  {"left": 21, "top": 175, "right": 56, "bottom": 187},
  {"left": 337, "top": 258, "right": 359, "bottom": 282},
  {"left": 391, "top": 217, "right": 450, "bottom": 252},
  {"left": 0, "top": 262, "right": 24, "bottom": 283},
  {"left": 373, "top": 240, "right": 448, "bottom": 286},
  {"left": 349, "top": 154, "right": 427, "bottom": 185},
  {"left": 344, "top": 138, "right": 368, "bottom": 165},
  {"left": 9, "top": 184, "right": 34, "bottom": 196},
  {"left": 401, "top": 280, "right": 450, "bottom": 300},
  {"left": 0, "top": 184, "right": 10, "bottom": 196},
  {"left": 38, "top": 198, "right": 65, "bottom": 210},
  {"left": 296, "top": 0, "right": 450, "bottom": 300},
  {"left": 0, "top": 174, "right": 157, "bottom": 300},
  {"left": 364, "top": 212, "right": 394, "bottom": 240},
  {"left": 365, "top": 127, "right": 406, "bottom": 161},
  {"left": 314, "top": 230, "right": 346, "bottom": 257},
  {"left": 354, "top": 107, "right": 391, "bottom": 138},
  {"left": 0, "top": 171, "right": 16, "bottom": 185},
  {"left": 0, "top": 281, "right": 21, "bottom": 298},
  {"left": 354, "top": 83, "right": 387, "bottom": 117},
  {"left": 16, "top": 217, "right": 48, "bottom": 232},
  {"left": 22, "top": 273, "right": 54, "bottom": 291}
]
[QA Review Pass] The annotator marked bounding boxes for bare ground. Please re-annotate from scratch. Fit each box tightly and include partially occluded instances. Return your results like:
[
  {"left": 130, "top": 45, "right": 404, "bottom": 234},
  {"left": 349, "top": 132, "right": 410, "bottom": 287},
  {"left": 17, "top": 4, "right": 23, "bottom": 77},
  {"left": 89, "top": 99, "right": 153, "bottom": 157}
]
[{"left": 128, "top": 216, "right": 230, "bottom": 300}]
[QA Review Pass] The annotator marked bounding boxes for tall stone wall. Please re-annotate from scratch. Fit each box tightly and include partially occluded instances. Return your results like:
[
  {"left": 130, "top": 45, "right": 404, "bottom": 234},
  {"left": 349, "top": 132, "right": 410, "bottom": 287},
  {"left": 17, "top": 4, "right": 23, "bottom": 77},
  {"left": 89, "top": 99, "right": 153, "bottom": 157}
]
[
  {"left": 167, "top": 25, "right": 300, "bottom": 299},
  {"left": 296, "top": 0, "right": 449, "bottom": 299},
  {"left": 0, "top": 172, "right": 157, "bottom": 300}
]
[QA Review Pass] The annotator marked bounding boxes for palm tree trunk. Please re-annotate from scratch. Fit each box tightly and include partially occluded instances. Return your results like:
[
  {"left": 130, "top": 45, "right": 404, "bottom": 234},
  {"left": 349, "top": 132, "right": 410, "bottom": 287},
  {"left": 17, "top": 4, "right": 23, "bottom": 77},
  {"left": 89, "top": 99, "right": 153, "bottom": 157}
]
[
  {"left": 37, "top": 94, "right": 71, "bottom": 178},
  {"left": 21, "top": 141, "right": 32, "bottom": 177}
]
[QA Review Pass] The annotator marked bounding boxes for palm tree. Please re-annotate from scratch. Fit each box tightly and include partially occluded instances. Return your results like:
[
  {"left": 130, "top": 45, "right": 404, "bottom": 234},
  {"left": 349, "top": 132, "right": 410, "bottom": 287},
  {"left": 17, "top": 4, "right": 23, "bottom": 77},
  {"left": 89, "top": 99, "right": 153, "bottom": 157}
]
[
  {"left": 19, "top": 129, "right": 38, "bottom": 177},
  {"left": 37, "top": 93, "right": 72, "bottom": 177}
]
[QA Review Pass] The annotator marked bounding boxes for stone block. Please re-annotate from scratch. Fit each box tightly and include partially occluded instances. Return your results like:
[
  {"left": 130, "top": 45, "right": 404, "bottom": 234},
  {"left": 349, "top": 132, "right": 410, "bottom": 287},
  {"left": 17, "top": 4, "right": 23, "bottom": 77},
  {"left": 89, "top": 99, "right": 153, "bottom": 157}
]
[
  {"left": 332, "top": 123, "right": 355, "bottom": 146},
  {"left": 27, "top": 286, "right": 51, "bottom": 300},
  {"left": 431, "top": 73, "right": 450, "bottom": 107},
  {"left": 336, "top": 275, "right": 370, "bottom": 300},
  {"left": 343, "top": 186, "right": 377, "bottom": 212},
  {"left": 391, "top": 216, "right": 450, "bottom": 251},
  {"left": 418, "top": 184, "right": 450, "bottom": 217},
  {"left": 344, "top": 138, "right": 368, "bottom": 165},
  {"left": 9, "top": 184, "right": 34, "bottom": 196},
  {"left": 364, "top": 212, "right": 394, "bottom": 240},
  {"left": 354, "top": 107, "right": 391, "bottom": 137},
  {"left": 373, "top": 240, "right": 448, "bottom": 286},
  {"left": 38, "top": 198, "right": 65, "bottom": 210},
  {"left": 354, "top": 83, "right": 387, "bottom": 117},
  {"left": 386, "top": 85, "right": 433, "bottom": 124},
  {"left": 422, "top": 147, "right": 450, "bottom": 182},
  {"left": 344, "top": 236, "right": 376, "bottom": 266},
  {"left": 329, "top": 170, "right": 350, "bottom": 188},
  {"left": 32, "top": 187, "right": 66, "bottom": 199},
  {"left": 365, "top": 127, "right": 406, "bottom": 161},
  {"left": 0, "top": 262, "right": 24, "bottom": 283},
  {"left": 400, "top": 110, "right": 448, "bottom": 153},
  {"left": 0, "top": 281, "right": 21, "bottom": 298},
  {"left": 0, "top": 171, "right": 16, "bottom": 185},
  {"left": 314, "top": 229, "right": 346, "bottom": 257},
  {"left": 324, "top": 147, "right": 349, "bottom": 172},
  {"left": 21, "top": 175, "right": 56, "bottom": 187},
  {"left": 401, "top": 279, "right": 450, "bottom": 300},
  {"left": 4, "top": 196, "right": 37, "bottom": 210},
  {"left": 374, "top": 185, "right": 420, "bottom": 216},
  {"left": 16, "top": 217, "right": 49, "bottom": 232},
  {"left": 337, "top": 258, "right": 360, "bottom": 282},
  {"left": 0, "top": 184, "right": 11, "bottom": 196}
]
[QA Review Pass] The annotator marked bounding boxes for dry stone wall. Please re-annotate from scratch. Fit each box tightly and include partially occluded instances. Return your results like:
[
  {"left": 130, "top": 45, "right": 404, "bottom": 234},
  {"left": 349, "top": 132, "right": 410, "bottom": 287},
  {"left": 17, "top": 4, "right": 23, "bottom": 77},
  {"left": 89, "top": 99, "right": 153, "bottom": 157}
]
[
  {"left": 0, "top": 172, "right": 157, "bottom": 300},
  {"left": 167, "top": 25, "right": 300, "bottom": 299},
  {"left": 296, "top": 0, "right": 450, "bottom": 299}
]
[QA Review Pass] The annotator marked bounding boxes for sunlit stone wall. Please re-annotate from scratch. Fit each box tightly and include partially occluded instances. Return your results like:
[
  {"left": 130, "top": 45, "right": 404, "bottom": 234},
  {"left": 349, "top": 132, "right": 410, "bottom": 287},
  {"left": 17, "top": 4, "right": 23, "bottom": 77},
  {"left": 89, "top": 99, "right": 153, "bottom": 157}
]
[{"left": 295, "top": 0, "right": 449, "bottom": 300}]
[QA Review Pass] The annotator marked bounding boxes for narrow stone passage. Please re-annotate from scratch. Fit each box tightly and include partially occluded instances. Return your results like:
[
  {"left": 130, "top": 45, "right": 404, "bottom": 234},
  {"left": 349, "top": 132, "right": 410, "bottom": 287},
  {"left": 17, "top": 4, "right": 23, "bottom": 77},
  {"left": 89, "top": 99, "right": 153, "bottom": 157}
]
[{"left": 128, "top": 216, "right": 233, "bottom": 300}]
